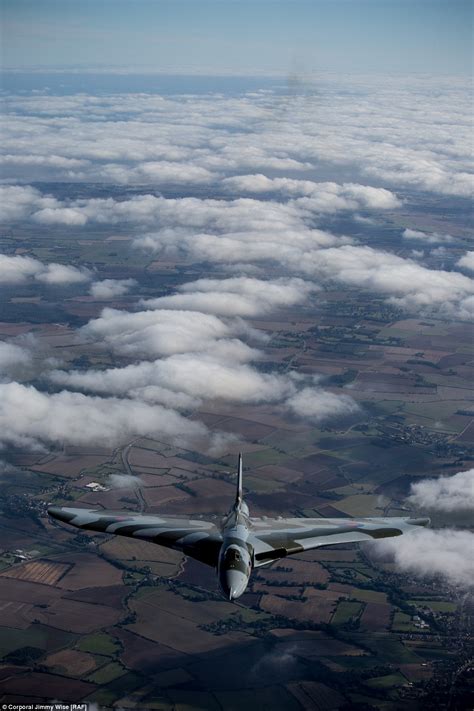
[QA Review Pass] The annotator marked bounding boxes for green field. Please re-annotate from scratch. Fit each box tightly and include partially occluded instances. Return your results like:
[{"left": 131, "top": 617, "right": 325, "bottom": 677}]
[
  {"left": 261, "top": 428, "right": 321, "bottom": 454},
  {"left": 87, "top": 661, "right": 127, "bottom": 684},
  {"left": 406, "top": 646, "right": 455, "bottom": 660},
  {"left": 391, "top": 612, "right": 419, "bottom": 632},
  {"left": 84, "top": 689, "right": 120, "bottom": 707},
  {"left": 336, "top": 494, "right": 388, "bottom": 516},
  {"left": 366, "top": 672, "right": 408, "bottom": 689},
  {"left": 245, "top": 475, "right": 284, "bottom": 493},
  {"left": 332, "top": 601, "right": 364, "bottom": 626},
  {"left": 0, "top": 624, "right": 76, "bottom": 657},
  {"left": 348, "top": 589, "right": 388, "bottom": 603},
  {"left": 237, "top": 448, "right": 289, "bottom": 468},
  {"left": 328, "top": 563, "right": 375, "bottom": 583},
  {"left": 361, "top": 636, "right": 421, "bottom": 664},
  {"left": 76, "top": 632, "right": 121, "bottom": 657},
  {"left": 409, "top": 600, "right": 458, "bottom": 613}
]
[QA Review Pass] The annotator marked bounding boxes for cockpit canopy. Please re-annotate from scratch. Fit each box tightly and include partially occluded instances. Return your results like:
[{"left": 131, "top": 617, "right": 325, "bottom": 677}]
[{"left": 224, "top": 547, "right": 241, "bottom": 564}]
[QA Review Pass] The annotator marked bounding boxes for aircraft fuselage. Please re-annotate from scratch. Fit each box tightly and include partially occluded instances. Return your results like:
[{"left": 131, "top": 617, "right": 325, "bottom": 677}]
[
  {"left": 217, "top": 507, "right": 252, "bottom": 600},
  {"left": 47, "top": 452, "right": 430, "bottom": 603}
]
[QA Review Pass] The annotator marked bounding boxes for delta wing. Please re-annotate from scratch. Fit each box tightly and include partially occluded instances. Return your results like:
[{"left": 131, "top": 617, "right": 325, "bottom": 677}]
[
  {"left": 249, "top": 516, "right": 429, "bottom": 566},
  {"left": 48, "top": 507, "right": 223, "bottom": 566}
]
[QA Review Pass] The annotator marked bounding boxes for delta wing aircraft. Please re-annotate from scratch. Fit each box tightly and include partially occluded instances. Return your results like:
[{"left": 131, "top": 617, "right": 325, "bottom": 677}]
[{"left": 49, "top": 454, "right": 429, "bottom": 600}]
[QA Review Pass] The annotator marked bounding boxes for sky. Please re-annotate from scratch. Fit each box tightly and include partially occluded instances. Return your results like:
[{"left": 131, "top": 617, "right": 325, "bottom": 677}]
[{"left": 1, "top": 0, "right": 472, "bottom": 75}]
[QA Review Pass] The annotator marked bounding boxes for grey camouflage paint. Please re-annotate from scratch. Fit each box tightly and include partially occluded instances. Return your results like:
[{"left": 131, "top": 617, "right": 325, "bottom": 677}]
[{"left": 48, "top": 455, "right": 429, "bottom": 600}]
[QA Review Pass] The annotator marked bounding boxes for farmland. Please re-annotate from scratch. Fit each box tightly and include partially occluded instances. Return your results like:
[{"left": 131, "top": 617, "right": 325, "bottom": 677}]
[{"left": 0, "top": 176, "right": 472, "bottom": 709}]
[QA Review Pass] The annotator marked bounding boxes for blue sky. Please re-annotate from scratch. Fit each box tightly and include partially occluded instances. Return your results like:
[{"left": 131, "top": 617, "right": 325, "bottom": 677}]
[{"left": 1, "top": 0, "right": 472, "bottom": 74}]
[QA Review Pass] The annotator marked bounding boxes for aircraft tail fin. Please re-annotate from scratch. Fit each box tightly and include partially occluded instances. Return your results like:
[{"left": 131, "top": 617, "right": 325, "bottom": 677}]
[{"left": 235, "top": 452, "right": 243, "bottom": 507}]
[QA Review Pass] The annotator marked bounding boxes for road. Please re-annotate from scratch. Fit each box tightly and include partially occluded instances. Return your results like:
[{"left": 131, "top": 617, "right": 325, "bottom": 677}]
[{"left": 121, "top": 440, "right": 146, "bottom": 513}]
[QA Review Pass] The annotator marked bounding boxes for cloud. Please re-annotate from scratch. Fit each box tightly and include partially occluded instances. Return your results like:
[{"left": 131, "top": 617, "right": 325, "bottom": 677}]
[
  {"left": 0, "top": 254, "right": 42, "bottom": 284},
  {"left": 49, "top": 272, "right": 356, "bottom": 425},
  {"left": 30, "top": 192, "right": 326, "bottom": 235},
  {"left": 408, "top": 469, "right": 474, "bottom": 512},
  {"left": 0, "top": 381, "right": 208, "bottom": 449},
  {"left": 101, "top": 161, "right": 218, "bottom": 185},
  {"left": 224, "top": 174, "right": 402, "bottom": 211},
  {"left": 143, "top": 276, "right": 318, "bottom": 317},
  {"left": 50, "top": 340, "right": 359, "bottom": 424},
  {"left": 341, "top": 183, "right": 401, "bottom": 210},
  {"left": 2, "top": 77, "right": 471, "bottom": 197},
  {"left": 304, "top": 245, "right": 474, "bottom": 319},
  {"left": 4, "top": 182, "right": 469, "bottom": 319},
  {"left": 1, "top": 78, "right": 471, "bottom": 461},
  {"left": 402, "top": 228, "right": 454, "bottom": 244},
  {"left": 430, "top": 246, "right": 448, "bottom": 258},
  {"left": 0, "top": 459, "right": 22, "bottom": 476},
  {"left": 457, "top": 251, "right": 474, "bottom": 272},
  {"left": 34, "top": 206, "right": 89, "bottom": 226},
  {"left": 50, "top": 270, "right": 356, "bottom": 420},
  {"left": 0, "top": 154, "right": 88, "bottom": 169},
  {"left": 108, "top": 473, "right": 142, "bottom": 489},
  {"left": 374, "top": 528, "right": 474, "bottom": 589},
  {"left": 137, "top": 227, "right": 473, "bottom": 321},
  {"left": 286, "top": 387, "right": 360, "bottom": 422},
  {"left": 81, "top": 307, "right": 245, "bottom": 358},
  {"left": 50, "top": 351, "right": 292, "bottom": 406},
  {"left": 89, "top": 278, "right": 137, "bottom": 299},
  {"left": 250, "top": 644, "right": 299, "bottom": 679},
  {"left": 0, "top": 341, "right": 32, "bottom": 380},
  {"left": 139, "top": 227, "right": 339, "bottom": 267},
  {"left": 35, "top": 262, "right": 91, "bottom": 285},
  {"left": 0, "top": 253, "right": 91, "bottom": 285},
  {"left": 0, "top": 184, "right": 48, "bottom": 221}
]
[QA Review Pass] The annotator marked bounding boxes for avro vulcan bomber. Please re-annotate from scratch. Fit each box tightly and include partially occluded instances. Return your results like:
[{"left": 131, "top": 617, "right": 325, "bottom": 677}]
[{"left": 49, "top": 454, "right": 429, "bottom": 600}]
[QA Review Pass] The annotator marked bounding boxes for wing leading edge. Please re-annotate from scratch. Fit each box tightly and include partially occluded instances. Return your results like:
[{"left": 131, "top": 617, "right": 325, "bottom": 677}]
[
  {"left": 249, "top": 516, "right": 430, "bottom": 566},
  {"left": 48, "top": 506, "right": 429, "bottom": 570},
  {"left": 48, "top": 506, "right": 223, "bottom": 567}
]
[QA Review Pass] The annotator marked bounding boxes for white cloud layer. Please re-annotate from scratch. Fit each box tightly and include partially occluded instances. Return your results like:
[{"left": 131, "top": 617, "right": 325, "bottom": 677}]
[
  {"left": 143, "top": 276, "right": 318, "bottom": 317},
  {"left": 2, "top": 76, "right": 472, "bottom": 197},
  {"left": 89, "top": 278, "right": 136, "bottom": 299},
  {"left": 375, "top": 528, "right": 474, "bottom": 589},
  {"left": 3, "top": 180, "right": 471, "bottom": 318},
  {"left": 48, "top": 271, "right": 358, "bottom": 421},
  {"left": 457, "top": 251, "right": 474, "bottom": 272},
  {"left": 224, "top": 175, "right": 401, "bottom": 211},
  {"left": 0, "top": 253, "right": 90, "bottom": 285},
  {"left": 108, "top": 473, "right": 142, "bottom": 489},
  {"left": 81, "top": 307, "right": 249, "bottom": 358},
  {"left": 1, "top": 76, "right": 472, "bottom": 457},
  {"left": 287, "top": 387, "right": 360, "bottom": 422},
  {"left": 51, "top": 288, "right": 359, "bottom": 421},
  {"left": 402, "top": 229, "right": 454, "bottom": 244},
  {"left": 51, "top": 353, "right": 293, "bottom": 406},
  {"left": 304, "top": 245, "right": 474, "bottom": 319},
  {"left": 409, "top": 469, "right": 474, "bottom": 512},
  {"left": 0, "top": 341, "right": 32, "bottom": 380},
  {"left": 0, "top": 382, "right": 208, "bottom": 449},
  {"left": 137, "top": 231, "right": 474, "bottom": 319}
]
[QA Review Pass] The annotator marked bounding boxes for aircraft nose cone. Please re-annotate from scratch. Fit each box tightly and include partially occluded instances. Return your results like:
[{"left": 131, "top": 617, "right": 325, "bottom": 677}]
[{"left": 223, "top": 570, "right": 248, "bottom": 601}]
